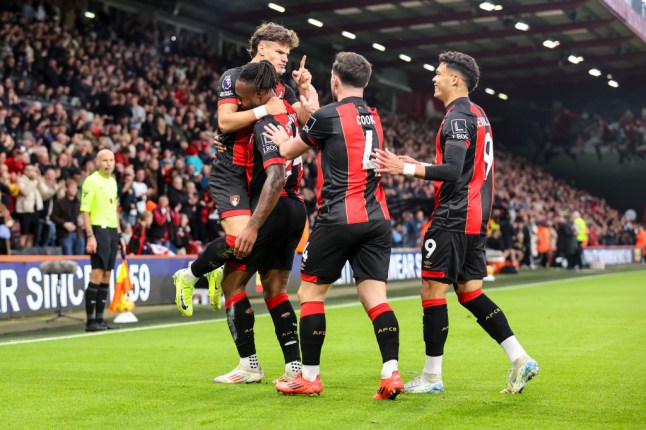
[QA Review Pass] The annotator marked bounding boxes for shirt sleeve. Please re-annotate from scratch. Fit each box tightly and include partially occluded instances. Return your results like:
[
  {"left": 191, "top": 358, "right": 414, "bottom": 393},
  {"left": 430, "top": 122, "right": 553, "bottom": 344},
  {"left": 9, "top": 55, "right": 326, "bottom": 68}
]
[
  {"left": 284, "top": 84, "right": 299, "bottom": 106},
  {"left": 298, "top": 107, "right": 334, "bottom": 148},
  {"left": 441, "top": 109, "right": 477, "bottom": 149},
  {"left": 255, "top": 118, "right": 286, "bottom": 169},
  {"left": 79, "top": 176, "right": 93, "bottom": 213},
  {"left": 217, "top": 69, "right": 240, "bottom": 106}
]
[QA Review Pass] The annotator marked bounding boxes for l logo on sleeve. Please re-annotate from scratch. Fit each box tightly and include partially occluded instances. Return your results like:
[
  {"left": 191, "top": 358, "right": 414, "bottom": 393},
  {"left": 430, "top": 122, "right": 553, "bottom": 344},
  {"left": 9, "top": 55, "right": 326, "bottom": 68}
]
[{"left": 450, "top": 119, "right": 468, "bottom": 140}]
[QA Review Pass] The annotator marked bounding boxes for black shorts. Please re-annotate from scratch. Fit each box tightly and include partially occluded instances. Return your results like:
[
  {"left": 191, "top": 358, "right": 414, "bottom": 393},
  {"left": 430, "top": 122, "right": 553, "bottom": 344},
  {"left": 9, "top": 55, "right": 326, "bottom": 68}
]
[
  {"left": 18, "top": 212, "right": 39, "bottom": 236},
  {"left": 208, "top": 158, "right": 251, "bottom": 219},
  {"left": 301, "top": 220, "right": 391, "bottom": 285},
  {"left": 227, "top": 197, "right": 306, "bottom": 273},
  {"left": 421, "top": 227, "right": 487, "bottom": 285},
  {"left": 90, "top": 226, "right": 119, "bottom": 271}
]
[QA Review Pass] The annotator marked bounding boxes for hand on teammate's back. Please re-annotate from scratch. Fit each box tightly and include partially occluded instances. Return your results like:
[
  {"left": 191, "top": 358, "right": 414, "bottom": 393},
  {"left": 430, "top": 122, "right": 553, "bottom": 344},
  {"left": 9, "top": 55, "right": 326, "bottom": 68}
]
[{"left": 263, "top": 123, "right": 290, "bottom": 146}]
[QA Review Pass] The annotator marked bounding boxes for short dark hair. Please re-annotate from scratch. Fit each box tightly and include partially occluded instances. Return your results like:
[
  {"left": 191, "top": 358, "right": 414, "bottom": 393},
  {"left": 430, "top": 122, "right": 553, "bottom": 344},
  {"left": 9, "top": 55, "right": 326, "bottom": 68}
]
[
  {"left": 248, "top": 22, "right": 299, "bottom": 58},
  {"left": 238, "top": 60, "right": 279, "bottom": 92},
  {"left": 332, "top": 52, "right": 372, "bottom": 89},
  {"left": 438, "top": 51, "right": 480, "bottom": 92}
]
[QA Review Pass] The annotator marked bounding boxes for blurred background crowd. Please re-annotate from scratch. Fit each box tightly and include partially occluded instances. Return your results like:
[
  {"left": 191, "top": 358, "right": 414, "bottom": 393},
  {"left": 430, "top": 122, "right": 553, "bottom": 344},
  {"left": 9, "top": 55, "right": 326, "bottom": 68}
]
[{"left": 1, "top": 2, "right": 644, "bottom": 267}]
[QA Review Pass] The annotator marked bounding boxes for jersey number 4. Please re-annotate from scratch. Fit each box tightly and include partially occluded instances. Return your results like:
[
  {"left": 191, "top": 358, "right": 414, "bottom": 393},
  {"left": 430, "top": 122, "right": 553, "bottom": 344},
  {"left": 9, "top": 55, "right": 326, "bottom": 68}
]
[{"left": 362, "top": 130, "right": 380, "bottom": 172}]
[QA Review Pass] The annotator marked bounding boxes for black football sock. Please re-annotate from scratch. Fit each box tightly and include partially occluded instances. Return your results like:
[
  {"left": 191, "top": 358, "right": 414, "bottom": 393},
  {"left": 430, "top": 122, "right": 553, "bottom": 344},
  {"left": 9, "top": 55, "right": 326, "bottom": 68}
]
[
  {"left": 422, "top": 298, "right": 449, "bottom": 356},
  {"left": 458, "top": 290, "right": 514, "bottom": 344},
  {"left": 95, "top": 283, "right": 109, "bottom": 323},
  {"left": 85, "top": 283, "right": 99, "bottom": 323},
  {"left": 190, "top": 236, "right": 234, "bottom": 277},
  {"left": 368, "top": 303, "right": 399, "bottom": 363},
  {"left": 299, "top": 301, "right": 326, "bottom": 366},
  {"left": 266, "top": 293, "right": 300, "bottom": 364},
  {"left": 225, "top": 292, "right": 256, "bottom": 358}
]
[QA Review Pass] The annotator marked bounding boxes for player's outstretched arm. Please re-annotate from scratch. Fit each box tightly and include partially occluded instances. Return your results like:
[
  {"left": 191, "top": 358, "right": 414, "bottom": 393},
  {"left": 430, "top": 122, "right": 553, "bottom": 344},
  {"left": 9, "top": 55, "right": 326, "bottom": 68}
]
[
  {"left": 218, "top": 98, "right": 287, "bottom": 134},
  {"left": 234, "top": 164, "right": 286, "bottom": 259},
  {"left": 263, "top": 123, "right": 310, "bottom": 160},
  {"left": 373, "top": 144, "right": 465, "bottom": 181}
]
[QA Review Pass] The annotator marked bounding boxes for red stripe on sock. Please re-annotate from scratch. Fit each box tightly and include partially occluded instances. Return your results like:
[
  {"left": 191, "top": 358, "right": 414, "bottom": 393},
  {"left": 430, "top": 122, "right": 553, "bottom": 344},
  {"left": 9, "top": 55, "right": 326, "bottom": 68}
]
[
  {"left": 300, "top": 301, "right": 325, "bottom": 318},
  {"left": 265, "top": 293, "right": 289, "bottom": 311},
  {"left": 225, "top": 234, "right": 236, "bottom": 248},
  {"left": 225, "top": 291, "right": 248, "bottom": 310},
  {"left": 367, "top": 303, "right": 393, "bottom": 321},
  {"left": 457, "top": 289, "right": 483, "bottom": 304},
  {"left": 422, "top": 270, "right": 446, "bottom": 279},
  {"left": 301, "top": 273, "right": 318, "bottom": 283},
  {"left": 422, "top": 298, "right": 447, "bottom": 308}
]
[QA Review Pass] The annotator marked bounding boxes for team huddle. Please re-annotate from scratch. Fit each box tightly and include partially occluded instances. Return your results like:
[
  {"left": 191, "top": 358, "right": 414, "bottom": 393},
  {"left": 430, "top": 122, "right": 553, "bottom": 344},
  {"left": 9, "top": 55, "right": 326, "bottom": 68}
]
[{"left": 171, "top": 22, "right": 539, "bottom": 400}]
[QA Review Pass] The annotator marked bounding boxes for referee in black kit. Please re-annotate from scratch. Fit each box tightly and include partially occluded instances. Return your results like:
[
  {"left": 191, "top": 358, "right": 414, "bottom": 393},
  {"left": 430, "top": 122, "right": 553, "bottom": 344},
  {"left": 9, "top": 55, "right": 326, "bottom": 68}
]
[{"left": 80, "top": 149, "right": 126, "bottom": 332}]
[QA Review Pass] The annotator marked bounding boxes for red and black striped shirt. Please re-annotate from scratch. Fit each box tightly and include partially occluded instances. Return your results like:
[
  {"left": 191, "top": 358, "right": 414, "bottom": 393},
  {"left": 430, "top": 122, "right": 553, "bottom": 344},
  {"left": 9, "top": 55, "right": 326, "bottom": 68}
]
[
  {"left": 216, "top": 66, "right": 298, "bottom": 167},
  {"left": 247, "top": 101, "right": 302, "bottom": 207},
  {"left": 430, "top": 97, "right": 494, "bottom": 235},
  {"left": 299, "top": 96, "right": 390, "bottom": 225}
]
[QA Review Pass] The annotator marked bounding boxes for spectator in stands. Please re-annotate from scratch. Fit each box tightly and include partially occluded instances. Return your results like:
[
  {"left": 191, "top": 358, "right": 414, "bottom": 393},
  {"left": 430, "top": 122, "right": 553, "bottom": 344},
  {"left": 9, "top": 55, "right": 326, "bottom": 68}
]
[
  {"left": 402, "top": 210, "right": 424, "bottom": 248},
  {"left": 149, "top": 195, "right": 180, "bottom": 251},
  {"left": 15, "top": 163, "right": 43, "bottom": 249},
  {"left": 128, "top": 210, "right": 153, "bottom": 255},
  {"left": 0, "top": 203, "right": 14, "bottom": 255},
  {"left": 167, "top": 174, "right": 188, "bottom": 212},
  {"left": 36, "top": 166, "right": 61, "bottom": 246},
  {"left": 51, "top": 178, "right": 84, "bottom": 255}
]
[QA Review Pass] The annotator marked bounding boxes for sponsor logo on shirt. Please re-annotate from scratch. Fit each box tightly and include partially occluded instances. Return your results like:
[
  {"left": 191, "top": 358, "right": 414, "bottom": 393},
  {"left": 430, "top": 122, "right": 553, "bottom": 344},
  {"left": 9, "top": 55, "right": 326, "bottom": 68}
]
[{"left": 261, "top": 134, "right": 278, "bottom": 154}]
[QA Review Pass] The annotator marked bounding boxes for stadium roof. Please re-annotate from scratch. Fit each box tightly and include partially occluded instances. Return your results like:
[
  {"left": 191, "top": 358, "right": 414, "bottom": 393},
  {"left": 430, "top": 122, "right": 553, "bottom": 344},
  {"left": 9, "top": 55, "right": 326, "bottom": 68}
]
[{"left": 130, "top": 0, "right": 646, "bottom": 95}]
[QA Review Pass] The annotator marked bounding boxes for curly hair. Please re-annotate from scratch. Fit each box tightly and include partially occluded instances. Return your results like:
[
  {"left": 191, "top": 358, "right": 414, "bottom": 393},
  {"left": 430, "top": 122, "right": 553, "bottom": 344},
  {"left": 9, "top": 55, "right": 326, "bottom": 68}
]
[
  {"left": 332, "top": 52, "right": 372, "bottom": 89},
  {"left": 239, "top": 60, "right": 279, "bottom": 92},
  {"left": 438, "top": 51, "right": 480, "bottom": 92},
  {"left": 248, "top": 22, "right": 299, "bottom": 58}
]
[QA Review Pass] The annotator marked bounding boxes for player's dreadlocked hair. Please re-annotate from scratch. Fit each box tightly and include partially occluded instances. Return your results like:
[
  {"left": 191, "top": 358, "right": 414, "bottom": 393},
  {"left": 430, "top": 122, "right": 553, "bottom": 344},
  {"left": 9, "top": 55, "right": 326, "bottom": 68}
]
[
  {"left": 439, "top": 51, "right": 480, "bottom": 92},
  {"left": 332, "top": 52, "right": 372, "bottom": 89},
  {"left": 248, "top": 22, "right": 299, "bottom": 58},
  {"left": 239, "top": 60, "right": 279, "bottom": 92}
]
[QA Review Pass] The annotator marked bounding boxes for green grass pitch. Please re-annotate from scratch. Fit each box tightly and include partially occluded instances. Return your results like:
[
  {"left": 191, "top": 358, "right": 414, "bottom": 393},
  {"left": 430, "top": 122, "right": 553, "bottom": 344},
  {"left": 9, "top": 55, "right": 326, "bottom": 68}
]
[{"left": 1, "top": 270, "right": 645, "bottom": 429}]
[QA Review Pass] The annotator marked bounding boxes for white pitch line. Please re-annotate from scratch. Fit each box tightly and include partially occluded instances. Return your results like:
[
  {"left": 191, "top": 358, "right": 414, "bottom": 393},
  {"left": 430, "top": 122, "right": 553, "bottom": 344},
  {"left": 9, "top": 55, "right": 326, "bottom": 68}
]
[{"left": 0, "top": 271, "right": 634, "bottom": 347}]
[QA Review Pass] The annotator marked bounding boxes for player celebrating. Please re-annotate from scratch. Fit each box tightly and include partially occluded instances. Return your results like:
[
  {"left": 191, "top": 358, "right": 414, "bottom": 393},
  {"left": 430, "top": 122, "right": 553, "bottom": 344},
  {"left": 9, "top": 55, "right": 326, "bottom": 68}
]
[
  {"left": 210, "top": 61, "right": 307, "bottom": 384},
  {"left": 372, "top": 51, "right": 539, "bottom": 394},
  {"left": 264, "top": 52, "right": 403, "bottom": 400},
  {"left": 173, "top": 22, "right": 313, "bottom": 314}
]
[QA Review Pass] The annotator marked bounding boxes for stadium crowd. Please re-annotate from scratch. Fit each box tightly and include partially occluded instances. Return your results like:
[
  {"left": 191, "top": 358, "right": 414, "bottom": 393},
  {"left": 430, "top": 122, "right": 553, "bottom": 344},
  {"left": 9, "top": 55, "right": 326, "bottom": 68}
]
[{"left": 0, "top": 3, "right": 644, "bottom": 266}]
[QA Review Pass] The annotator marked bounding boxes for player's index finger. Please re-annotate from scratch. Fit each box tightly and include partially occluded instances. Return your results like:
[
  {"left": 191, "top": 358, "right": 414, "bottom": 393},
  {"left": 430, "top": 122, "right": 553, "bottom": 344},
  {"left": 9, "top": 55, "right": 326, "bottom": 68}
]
[{"left": 299, "top": 55, "right": 307, "bottom": 70}]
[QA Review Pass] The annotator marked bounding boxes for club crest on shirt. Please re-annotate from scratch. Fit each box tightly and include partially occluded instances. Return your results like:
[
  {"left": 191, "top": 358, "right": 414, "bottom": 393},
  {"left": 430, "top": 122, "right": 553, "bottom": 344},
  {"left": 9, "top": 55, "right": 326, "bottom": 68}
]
[
  {"left": 222, "top": 75, "right": 232, "bottom": 90},
  {"left": 230, "top": 195, "right": 240, "bottom": 206}
]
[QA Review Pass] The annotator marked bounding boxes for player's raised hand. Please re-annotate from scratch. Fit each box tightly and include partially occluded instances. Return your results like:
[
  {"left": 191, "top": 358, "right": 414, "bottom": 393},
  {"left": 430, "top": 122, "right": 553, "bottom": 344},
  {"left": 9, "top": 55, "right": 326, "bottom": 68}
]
[
  {"left": 299, "top": 84, "right": 319, "bottom": 115},
  {"left": 373, "top": 148, "right": 405, "bottom": 175},
  {"left": 292, "top": 55, "right": 312, "bottom": 94},
  {"left": 263, "top": 122, "right": 289, "bottom": 146},
  {"left": 265, "top": 96, "right": 287, "bottom": 116}
]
